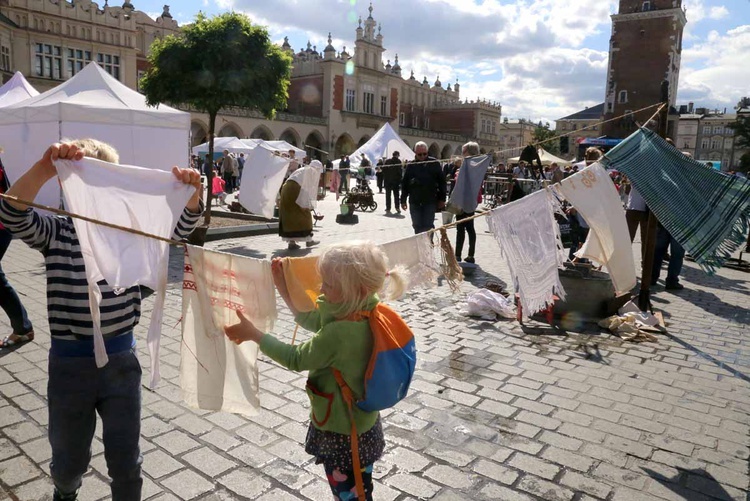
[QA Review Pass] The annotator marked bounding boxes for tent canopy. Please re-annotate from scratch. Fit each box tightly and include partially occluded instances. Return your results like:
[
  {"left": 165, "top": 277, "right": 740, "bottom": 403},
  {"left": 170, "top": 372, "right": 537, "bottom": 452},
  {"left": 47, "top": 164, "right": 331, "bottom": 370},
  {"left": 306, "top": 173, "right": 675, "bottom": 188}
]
[
  {"left": 192, "top": 137, "right": 255, "bottom": 156},
  {"left": 0, "top": 63, "right": 187, "bottom": 128},
  {"left": 0, "top": 71, "right": 39, "bottom": 108},
  {"left": 343, "top": 123, "right": 416, "bottom": 168},
  {"left": 0, "top": 62, "right": 190, "bottom": 209},
  {"left": 509, "top": 148, "right": 572, "bottom": 166}
]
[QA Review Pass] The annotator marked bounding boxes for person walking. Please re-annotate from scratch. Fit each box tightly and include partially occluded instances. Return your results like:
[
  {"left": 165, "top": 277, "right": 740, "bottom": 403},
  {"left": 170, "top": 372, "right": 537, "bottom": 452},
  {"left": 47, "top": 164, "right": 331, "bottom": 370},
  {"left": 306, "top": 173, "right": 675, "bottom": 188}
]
[
  {"left": 0, "top": 155, "right": 34, "bottom": 347},
  {"left": 382, "top": 151, "right": 403, "bottom": 214},
  {"left": 401, "top": 142, "right": 446, "bottom": 234}
]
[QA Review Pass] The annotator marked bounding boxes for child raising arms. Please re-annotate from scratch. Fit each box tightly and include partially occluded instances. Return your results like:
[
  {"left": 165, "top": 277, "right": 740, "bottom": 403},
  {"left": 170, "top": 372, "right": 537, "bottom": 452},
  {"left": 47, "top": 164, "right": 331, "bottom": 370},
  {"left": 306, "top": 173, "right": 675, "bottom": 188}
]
[{"left": 225, "top": 241, "right": 406, "bottom": 500}]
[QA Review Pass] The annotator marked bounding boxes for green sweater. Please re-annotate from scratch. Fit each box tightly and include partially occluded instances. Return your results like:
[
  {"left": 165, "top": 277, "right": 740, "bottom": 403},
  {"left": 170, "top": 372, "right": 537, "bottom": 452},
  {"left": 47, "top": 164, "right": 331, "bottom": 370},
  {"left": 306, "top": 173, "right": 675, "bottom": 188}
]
[{"left": 259, "top": 294, "right": 379, "bottom": 436}]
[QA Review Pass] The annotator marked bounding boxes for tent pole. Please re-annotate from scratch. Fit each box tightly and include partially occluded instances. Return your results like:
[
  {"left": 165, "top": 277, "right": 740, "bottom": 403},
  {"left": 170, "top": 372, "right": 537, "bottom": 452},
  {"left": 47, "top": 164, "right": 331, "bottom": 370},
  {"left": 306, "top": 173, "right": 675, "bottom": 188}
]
[{"left": 637, "top": 81, "right": 669, "bottom": 312}]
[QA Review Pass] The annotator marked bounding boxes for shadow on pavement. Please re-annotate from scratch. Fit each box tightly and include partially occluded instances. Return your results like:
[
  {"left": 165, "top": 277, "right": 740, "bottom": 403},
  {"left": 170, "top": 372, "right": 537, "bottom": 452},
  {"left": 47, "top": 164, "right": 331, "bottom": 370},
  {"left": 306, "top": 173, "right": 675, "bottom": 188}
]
[
  {"left": 662, "top": 331, "right": 750, "bottom": 383},
  {"left": 641, "top": 467, "right": 739, "bottom": 501},
  {"left": 656, "top": 286, "right": 750, "bottom": 324}
]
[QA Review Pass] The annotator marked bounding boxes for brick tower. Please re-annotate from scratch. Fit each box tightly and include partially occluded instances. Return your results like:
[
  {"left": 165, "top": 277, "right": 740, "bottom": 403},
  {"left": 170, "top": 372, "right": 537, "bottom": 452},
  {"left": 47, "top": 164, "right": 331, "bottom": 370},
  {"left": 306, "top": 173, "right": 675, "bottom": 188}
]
[{"left": 602, "top": 0, "right": 686, "bottom": 138}]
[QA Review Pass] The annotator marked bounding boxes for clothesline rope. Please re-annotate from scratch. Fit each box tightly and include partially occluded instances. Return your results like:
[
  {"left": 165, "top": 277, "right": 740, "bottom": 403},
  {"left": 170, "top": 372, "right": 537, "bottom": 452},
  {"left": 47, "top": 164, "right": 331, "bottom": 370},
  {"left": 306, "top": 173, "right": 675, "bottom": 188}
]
[
  {"left": 0, "top": 192, "right": 187, "bottom": 247},
  {"left": 318, "top": 102, "right": 663, "bottom": 168}
]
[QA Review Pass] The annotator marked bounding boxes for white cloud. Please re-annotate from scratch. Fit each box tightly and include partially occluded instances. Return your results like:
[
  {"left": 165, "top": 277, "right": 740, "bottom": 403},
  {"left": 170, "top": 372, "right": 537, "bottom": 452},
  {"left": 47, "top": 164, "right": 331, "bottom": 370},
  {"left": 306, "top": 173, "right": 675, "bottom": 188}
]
[
  {"left": 708, "top": 5, "right": 729, "bottom": 19},
  {"left": 678, "top": 25, "right": 750, "bottom": 107}
]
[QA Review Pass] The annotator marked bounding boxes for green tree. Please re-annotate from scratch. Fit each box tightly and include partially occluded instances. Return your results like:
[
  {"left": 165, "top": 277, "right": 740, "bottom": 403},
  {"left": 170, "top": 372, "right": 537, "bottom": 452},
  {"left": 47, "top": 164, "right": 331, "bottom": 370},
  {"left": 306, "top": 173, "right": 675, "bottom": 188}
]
[
  {"left": 727, "top": 115, "right": 750, "bottom": 150},
  {"left": 739, "top": 152, "right": 750, "bottom": 174},
  {"left": 140, "top": 12, "right": 292, "bottom": 227},
  {"left": 531, "top": 123, "right": 560, "bottom": 155}
]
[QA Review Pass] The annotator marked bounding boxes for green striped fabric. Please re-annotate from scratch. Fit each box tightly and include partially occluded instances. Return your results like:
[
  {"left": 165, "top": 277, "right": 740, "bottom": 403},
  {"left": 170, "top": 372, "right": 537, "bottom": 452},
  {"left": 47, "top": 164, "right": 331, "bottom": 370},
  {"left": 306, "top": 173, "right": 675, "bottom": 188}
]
[{"left": 602, "top": 128, "right": 750, "bottom": 275}]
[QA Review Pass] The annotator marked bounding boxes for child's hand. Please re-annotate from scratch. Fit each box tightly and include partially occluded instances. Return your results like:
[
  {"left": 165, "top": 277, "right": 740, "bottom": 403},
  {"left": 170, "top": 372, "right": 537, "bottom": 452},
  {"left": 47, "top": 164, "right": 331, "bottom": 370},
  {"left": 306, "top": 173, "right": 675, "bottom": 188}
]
[
  {"left": 224, "top": 310, "right": 264, "bottom": 345},
  {"left": 35, "top": 143, "right": 85, "bottom": 181},
  {"left": 172, "top": 167, "right": 203, "bottom": 213}
]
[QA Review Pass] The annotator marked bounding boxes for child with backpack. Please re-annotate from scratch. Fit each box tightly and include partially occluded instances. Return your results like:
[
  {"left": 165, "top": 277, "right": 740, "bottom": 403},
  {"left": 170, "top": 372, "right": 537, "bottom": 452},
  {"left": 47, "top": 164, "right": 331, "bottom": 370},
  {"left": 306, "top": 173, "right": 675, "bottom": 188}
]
[{"left": 224, "top": 241, "right": 414, "bottom": 500}]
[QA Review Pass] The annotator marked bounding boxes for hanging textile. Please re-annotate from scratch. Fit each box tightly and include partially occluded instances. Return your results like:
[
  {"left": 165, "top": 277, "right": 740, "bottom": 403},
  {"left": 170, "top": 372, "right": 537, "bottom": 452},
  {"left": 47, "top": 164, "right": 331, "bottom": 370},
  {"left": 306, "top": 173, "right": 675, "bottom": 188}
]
[
  {"left": 281, "top": 255, "right": 321, "bottom": 313},
  {"left": 380, "top": 232, "right": 441, "bottom": 290},
  {"left": 488, "top": 190, "right": 566, "bottom": 316},
  {"left": 55, "top": 158, "right": 195, "bottom": 386},
  {"left": 556, "top": 163, "right": 636, "bottom": 294},
  {"left": 237, "top": 145, "right": 290, "bottom": 218},
  {"left": 181, "top": 245, "right": 276, "bottom": 416},
  {"left": 448, "top": 155, "right": 490, "bottom": 213},
  {"left": 288, "top": 160, "right": 324, "bottom": 210},
  {"left": 602, "top": 128, "right": 750, "bottom": 274}
]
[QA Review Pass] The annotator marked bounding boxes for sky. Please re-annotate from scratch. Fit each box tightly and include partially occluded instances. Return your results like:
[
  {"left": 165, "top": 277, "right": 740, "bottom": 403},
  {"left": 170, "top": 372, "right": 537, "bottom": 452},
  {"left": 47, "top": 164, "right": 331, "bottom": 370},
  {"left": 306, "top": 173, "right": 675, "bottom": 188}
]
[{"left": 136, "top": 0, "right": 750, "bottom": 124}]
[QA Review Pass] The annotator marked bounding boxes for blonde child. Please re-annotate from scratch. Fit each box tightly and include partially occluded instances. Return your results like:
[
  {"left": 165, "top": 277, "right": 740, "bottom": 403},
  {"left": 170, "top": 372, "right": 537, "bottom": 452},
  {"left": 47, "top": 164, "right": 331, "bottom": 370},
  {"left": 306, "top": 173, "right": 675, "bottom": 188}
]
[{"left": 224, "top": 241, "right": 406, "bottom": 500}]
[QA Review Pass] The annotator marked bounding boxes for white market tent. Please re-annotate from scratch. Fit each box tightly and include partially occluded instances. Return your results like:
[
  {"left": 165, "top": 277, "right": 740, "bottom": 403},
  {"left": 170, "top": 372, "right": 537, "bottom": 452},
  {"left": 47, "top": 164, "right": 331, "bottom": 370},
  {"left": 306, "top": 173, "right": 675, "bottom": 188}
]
[
  {"left": 509, "top": 148, "right": 573, "bottom": 166},
  {"left": 343, "top": 122, "right": 415, "bottom": 169},
  {"left": 241, "top": 138, "right": 305, "bottom": 158},
  {"left": 0, "top": 72, "right": 39, "bottom": 108},
  {"left": 192, "top": 137, "right": 256, "bottom": 156},
  {"left": 0, "top": 62, "right": 190, "bottom": 208}
]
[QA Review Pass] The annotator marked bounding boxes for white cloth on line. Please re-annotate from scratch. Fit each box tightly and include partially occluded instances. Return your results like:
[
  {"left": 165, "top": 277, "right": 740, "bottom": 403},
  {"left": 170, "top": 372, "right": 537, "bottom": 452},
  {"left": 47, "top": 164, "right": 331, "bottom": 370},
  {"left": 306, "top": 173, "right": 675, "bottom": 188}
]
[
  {"left": 55, "top": 157, "right": 195, "bottom": 386},
  {"left": 487, "top": 190, "right": 567, "bottom": 316},
  {"left": 380, "top": 232, "right": 441, "bottom": 290},
  {"left": 237, "top": 145, "right": 290, "bottom": 218},
  {"left": 288, "top": 160, "right": 323, "bottom": 210},
  {"left": 180, "top": 245, "right": 276, "bottom": 416},
  {"left": 556, "top": 162, "right": 636, "bottom": 294}
]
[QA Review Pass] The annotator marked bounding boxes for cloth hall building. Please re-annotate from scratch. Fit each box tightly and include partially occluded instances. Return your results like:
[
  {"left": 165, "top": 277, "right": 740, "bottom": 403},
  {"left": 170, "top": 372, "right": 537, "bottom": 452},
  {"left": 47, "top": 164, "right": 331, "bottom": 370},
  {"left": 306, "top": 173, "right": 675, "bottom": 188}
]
[{"left": 0, "top": 0, "right": 503, "bottom": 161}]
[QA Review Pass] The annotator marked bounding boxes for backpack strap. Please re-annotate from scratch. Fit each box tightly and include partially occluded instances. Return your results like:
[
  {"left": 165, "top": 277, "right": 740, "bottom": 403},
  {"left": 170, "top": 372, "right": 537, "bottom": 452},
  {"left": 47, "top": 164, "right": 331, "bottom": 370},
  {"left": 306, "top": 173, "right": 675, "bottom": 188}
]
[{"left": 331, "top": 368, "right": 365, "bottom": 500}]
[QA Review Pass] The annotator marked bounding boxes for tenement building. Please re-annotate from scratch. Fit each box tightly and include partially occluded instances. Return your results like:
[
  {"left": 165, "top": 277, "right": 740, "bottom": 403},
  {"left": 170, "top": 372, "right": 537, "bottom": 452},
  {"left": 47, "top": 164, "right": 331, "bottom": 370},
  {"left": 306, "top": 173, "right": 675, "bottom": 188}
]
[{"left": 0, "top": 1, "right": 503, "bottom": 160}]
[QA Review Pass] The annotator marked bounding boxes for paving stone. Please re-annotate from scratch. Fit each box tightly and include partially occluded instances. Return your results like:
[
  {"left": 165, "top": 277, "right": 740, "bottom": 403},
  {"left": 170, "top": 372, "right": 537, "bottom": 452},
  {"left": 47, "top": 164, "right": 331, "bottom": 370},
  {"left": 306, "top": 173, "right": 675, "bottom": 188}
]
[
  {"left": 382, "top": 447, "right": 431, "bottom": 472},
  {"left": 182, "top": 447, "right": 237, "bottom": 477},
  {"left": 236, "top": 422, "right": 282, "bottom": 447},
  {"left": 541, "top": 446, "right": 596, "bottom": 472},
  {"left": 471, "top": 459, "right": 519, "bottom": 485},
  {"left": 9, "top": 476, "right": 54, "bottom": 501},
  {"left": 255, "top": 489, "right": 304, "bottom": 501},
  {"left": 3, "top": 421, "right": 44, "bottom": 443},
  {"left": 20, "top": 436, "right": 52, "bottom": 463},
  {"left": 0, "top": 405, "right": 25, "bottom": 427},
  {"left": 200, "top": 429, "right": 241, "bottom": 451},
  {"left": 478, "top": 484, "right": 536, "bottom": 501},
  {"left": 593, "top": 462, "right": 649, "bottom": 490},
  {"left": 385, "top": 473, "right": 441, "bottom": 498},
  {"left": 517, "top": 474, "right": 576, "bottom": 501},
  {"left": 142, "top": 449, "right": 184, "bottom": 479},
  {"left": 508, "top": 452, "right": 560, "bottom": 480},
  {"left": 153, "top": 430, "right": 200, "bottom": 455},
  {"left": 218, "top": 468, "right": 272, "bottom": 498},
  {"left": 0, "top": 455, "right": 42, "bottom": 486},
  {"left": 170, "top": 413, "right": 213, "bottom": 436},
  {"left": 228, "top": 443, "right": 275, "bottom": 468},
  {"left": 424, "top": 464, "right": 475, "bottom": 489},
  {"left": 161, "top": 469, "right": 214, "bottom": 500},
  {"left": 560, "top": 470, "right": 613, "bottom": 499}
]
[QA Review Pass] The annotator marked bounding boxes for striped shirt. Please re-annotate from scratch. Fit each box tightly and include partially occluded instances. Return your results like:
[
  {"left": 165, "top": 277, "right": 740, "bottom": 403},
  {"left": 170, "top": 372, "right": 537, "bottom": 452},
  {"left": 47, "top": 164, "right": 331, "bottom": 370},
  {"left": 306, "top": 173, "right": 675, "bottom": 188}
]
[{"left": 0, "top": 199, "right": 202, "bottom": 341}]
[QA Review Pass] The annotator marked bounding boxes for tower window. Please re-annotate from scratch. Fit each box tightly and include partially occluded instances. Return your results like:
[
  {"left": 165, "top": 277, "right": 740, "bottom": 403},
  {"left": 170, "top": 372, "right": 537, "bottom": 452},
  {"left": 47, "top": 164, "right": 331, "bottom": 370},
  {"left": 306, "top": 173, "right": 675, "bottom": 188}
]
[
  {"left": 618, "top": 90, "right": 628, "bottom": 104},
  {"left": 642, "top": 1, "right": 651, "bottom": 11}
]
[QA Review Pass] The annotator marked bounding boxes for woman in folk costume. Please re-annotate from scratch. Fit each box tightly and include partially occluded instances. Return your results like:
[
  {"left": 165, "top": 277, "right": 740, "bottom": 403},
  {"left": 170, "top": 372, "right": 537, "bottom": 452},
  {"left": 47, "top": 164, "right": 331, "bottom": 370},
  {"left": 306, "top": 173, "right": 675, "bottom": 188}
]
[{"left": 279, "top": 159, "right": 324, "bottom": 250}]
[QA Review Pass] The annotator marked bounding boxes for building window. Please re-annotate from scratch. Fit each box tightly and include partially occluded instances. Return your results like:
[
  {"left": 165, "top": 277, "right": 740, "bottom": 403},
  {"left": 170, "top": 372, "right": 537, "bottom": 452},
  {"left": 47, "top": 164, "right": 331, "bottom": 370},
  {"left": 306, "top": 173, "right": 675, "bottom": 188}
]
[
  {"left": 491, "top": 121, "right": 496, "bottom": 134},
  {"left": 0, "top": 46, "right": 10, "bottom": 71},
  {"left": 345, "top": 89, "right": 356, "bottom": 111},
  {"left": 711, "top": 139, "right": 719, "bottom": 150},
  {"left": 642, "top": 1, "right": 651, "bottom": 11},
  {"left": 412, "top": 115, "right": 418, "bottom": 128},
  {"left": 35, "top": 43, "right": 63, "bottom": 79},
  {"left": 424, "top": 117, "right": 429, "bottom": 130},
  {"left": 618, "top": 90, "right": 628, "bottom": 104},
  {"left": 363, "top": 91, "right": 375, "bottom": 114},
  {"left": 380, "top": 95, "right": 387, "bottom": 116},
  {"left": 96, "top": 53, "right": 120, "bottom": 80},
  {"left": 684, "top": 142, "right": 689, "bottom": 149},
  {"left": 67, "top": 48, "right": 92, "bottom": 78},
  {"left": 481, "top": 119, "right": 486, "bottom": 133},
  {"left": 572, "top": 124, "right": 578, "bottom": 131},
  {"left": 701, "top": 139, "right": 709, "bottom": 149},
  {"left": 136, "top": 70, "right": 146, "bottom": 92},
  {"left": 713, "top": 126, "right": 722, "bottom": 134},
  {"left": 399, "top": 112, "right": 405, "bottom": 126},
  {"left": 703, "top": 126, "right": 711, "bottom": 134}
]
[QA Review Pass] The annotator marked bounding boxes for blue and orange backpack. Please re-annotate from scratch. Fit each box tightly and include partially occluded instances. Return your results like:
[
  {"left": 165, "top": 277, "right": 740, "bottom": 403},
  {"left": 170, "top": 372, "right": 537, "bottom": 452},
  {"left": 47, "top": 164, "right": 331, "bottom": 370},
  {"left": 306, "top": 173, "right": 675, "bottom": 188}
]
[{"left": 332, "top": 303, "right": 416, "bottom": 497}]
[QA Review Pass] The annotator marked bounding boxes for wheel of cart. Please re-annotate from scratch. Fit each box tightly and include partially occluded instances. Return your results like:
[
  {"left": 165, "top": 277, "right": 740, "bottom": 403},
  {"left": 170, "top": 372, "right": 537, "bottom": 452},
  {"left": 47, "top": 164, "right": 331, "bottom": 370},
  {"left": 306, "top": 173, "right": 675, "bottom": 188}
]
[{"left": 361, "top": 200, "right": 377, "bottom": 212}]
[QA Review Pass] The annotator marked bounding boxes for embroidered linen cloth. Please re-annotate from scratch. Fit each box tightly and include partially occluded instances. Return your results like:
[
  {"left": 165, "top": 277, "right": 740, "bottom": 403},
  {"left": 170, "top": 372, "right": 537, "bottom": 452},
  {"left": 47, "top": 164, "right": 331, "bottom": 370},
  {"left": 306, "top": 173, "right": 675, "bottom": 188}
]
[
  {"left": 449, "top": 154, "right": 490, "bottom": 213},
  {"left": 380, "top": 232, "right": 441, "bottom": 290},
  {"left": 55, "top": 158, "right": 194, "bottom": 385},
  {"left": 487, "top": 190, "right": 566, "bottom": 315},
  {"left": 281, "top": 255, "right": 321, "bottom": 313},
  {"left": 181, "top": 246, "right": 276, "bottom": 416},
  {"left": 237, "top": 145, "right": 290, "bottom": 218},
  {"left": 603, "top": 128, "right": 750, "bottom": 274},
  {"left": 556, "top": 163, "right": 636, "bottom": 294}
]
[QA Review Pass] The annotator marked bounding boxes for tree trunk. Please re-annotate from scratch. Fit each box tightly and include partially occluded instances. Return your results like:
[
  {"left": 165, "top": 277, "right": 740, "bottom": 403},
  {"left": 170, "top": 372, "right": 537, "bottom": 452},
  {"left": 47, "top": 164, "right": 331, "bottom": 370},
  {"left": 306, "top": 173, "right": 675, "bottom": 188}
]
[{"left": 204, "top": 109, "right": 217, "bottom": 226}]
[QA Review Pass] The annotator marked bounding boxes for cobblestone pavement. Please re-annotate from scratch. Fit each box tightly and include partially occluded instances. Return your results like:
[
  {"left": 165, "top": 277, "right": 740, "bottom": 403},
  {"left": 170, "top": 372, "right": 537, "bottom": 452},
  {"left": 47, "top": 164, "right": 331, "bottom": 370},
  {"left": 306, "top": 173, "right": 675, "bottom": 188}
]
[{"left": 1, "top": 185, "right": 749, "bottom": 500}]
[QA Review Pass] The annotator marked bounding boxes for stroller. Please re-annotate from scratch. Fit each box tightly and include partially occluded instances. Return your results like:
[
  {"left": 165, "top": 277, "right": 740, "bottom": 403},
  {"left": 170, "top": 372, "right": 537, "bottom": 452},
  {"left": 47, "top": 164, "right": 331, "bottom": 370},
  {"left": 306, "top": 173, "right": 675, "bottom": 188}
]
[{"left": 342, "top": 168, "right": 377, "bottom": 212}]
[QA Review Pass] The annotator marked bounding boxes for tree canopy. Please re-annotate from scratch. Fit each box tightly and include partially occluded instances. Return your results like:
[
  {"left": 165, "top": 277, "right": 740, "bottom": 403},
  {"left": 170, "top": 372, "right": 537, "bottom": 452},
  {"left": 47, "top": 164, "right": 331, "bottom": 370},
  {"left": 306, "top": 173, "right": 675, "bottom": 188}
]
[
  {"left": 139, "top": 12, "right": 292, "bottom": 229},
  {"left": 140, "top": 12, "right": 292, "bottom": 118},
  {"left": 727, "top": 115, "right": 750, "bottom": 150},
  {"left": 531, "top": 123, "right": 560, "bottom": 155}
]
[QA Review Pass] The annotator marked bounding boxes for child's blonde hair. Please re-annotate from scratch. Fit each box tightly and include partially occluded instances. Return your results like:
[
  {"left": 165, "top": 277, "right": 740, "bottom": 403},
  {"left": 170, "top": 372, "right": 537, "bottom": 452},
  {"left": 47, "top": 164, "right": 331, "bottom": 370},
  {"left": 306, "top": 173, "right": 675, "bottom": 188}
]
[
  {"left": 317, "top": 240, "right": 407, "bottom": 318},
  {"left": 65, "top": 138, "right": 120, "bottom": 164}
]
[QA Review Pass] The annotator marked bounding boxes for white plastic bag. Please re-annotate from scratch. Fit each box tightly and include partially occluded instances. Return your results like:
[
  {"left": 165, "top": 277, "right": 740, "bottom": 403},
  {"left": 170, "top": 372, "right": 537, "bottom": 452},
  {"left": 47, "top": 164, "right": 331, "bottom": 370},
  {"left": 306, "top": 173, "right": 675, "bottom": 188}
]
[{"left": 463, "top": 289, "right": 516, "bottom": 320}]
